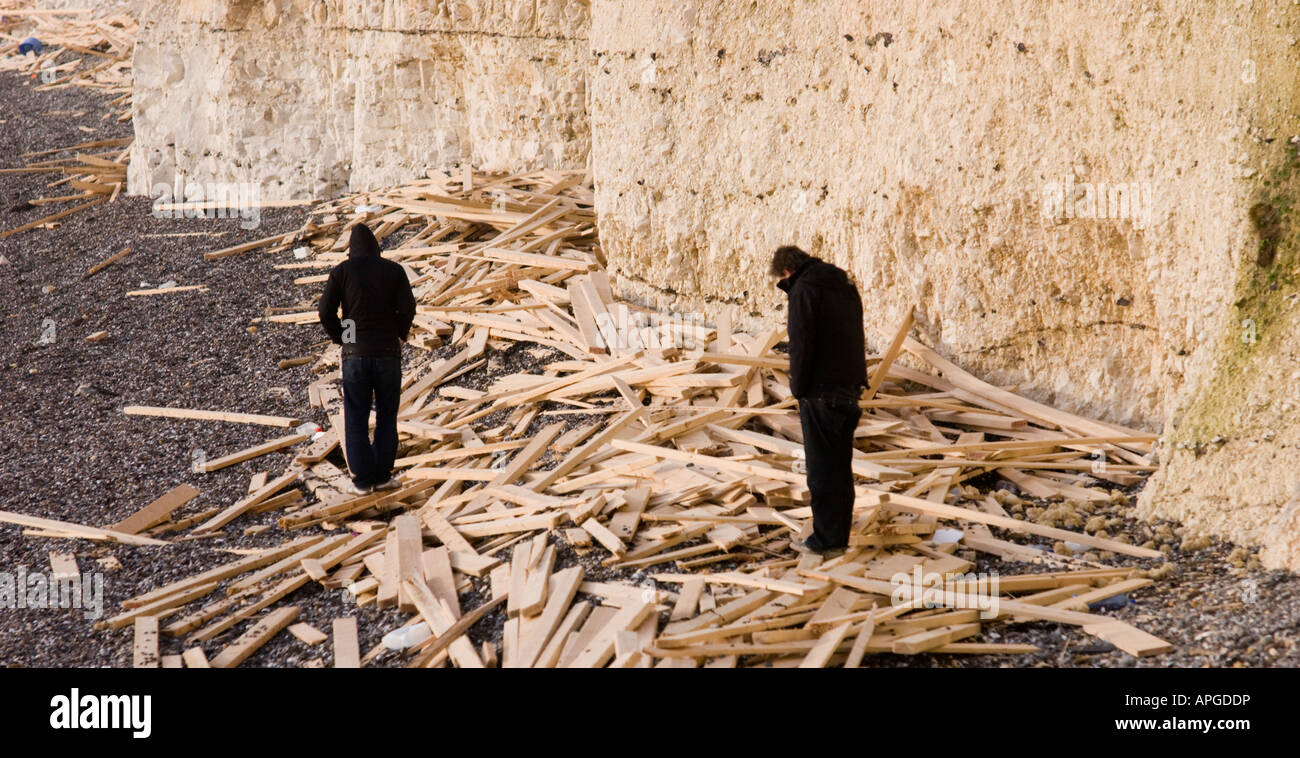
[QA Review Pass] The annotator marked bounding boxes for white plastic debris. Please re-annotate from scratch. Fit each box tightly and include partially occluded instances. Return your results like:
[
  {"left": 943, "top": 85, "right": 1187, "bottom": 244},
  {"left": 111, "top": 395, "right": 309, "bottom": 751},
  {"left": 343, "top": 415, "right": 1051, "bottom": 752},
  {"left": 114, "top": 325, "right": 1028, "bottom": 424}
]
[
  {"left": 932, "top": 528, "right": 965, "bottom": 545},
  {"left": 295, "top": 422, "right": 325, "bottom": 442},
  {"left": 382, "top": 623, "right": 432, "bottom": 651},
  {"left": 1065, "top": 541, "right": 1088, "bottom": 554},
  {"left": 293, "top": 246, "right": 311, "bottom": 259},
  {"left": 356, "top": 204, "right": 383, "bottom": 214},
  {"left": 159, "top": 280, "right": 177, "bottom": 289}
]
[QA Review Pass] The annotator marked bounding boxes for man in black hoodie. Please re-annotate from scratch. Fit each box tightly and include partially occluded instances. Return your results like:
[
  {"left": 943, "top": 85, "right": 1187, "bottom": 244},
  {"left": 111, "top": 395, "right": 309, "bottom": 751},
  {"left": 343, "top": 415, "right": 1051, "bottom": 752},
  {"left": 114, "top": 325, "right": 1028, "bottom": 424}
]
[
  {"left": 318, "top": 223, "right": 417, "bottom": 495},
  {"left": 773, "top": 245, "right": 866, "bottom": 554}
]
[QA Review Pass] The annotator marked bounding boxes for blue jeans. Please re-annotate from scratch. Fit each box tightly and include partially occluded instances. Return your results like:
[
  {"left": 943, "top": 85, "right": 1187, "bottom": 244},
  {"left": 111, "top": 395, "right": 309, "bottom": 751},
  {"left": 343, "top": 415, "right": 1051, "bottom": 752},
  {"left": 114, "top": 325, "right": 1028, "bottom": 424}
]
[{"left": 342, "top": 356, "right": 402, "bottom": 488}]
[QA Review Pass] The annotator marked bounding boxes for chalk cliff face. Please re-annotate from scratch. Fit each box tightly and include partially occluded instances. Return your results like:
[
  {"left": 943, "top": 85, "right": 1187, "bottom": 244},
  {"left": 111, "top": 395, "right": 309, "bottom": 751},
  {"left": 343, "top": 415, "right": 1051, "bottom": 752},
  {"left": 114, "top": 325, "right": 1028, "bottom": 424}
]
[
  {"left": 116, "top": 1, "right": 1300, "bottom": 568},
  {"left": 588, "top": 1, "right": 1300, "bottom": 569},
  {"left": 127, "top": 0, "right": 590, "bottom": 199}
]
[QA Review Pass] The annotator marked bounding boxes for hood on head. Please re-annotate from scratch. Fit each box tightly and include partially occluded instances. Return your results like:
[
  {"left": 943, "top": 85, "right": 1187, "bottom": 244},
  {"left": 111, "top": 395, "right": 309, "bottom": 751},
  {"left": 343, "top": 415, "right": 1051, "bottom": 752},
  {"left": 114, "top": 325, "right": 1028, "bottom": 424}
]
[{"left": 349, "top": 223, "right": 381, "bottom": 259}]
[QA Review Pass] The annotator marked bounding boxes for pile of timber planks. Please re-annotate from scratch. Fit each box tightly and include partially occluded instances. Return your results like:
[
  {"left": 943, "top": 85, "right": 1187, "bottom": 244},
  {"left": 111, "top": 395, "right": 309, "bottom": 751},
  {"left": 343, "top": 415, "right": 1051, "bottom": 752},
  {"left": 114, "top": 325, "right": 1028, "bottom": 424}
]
[
  {"left": 0, "top": 5, "right": 135, "bottom": 118},
  {"left": 0, "top": 6, "right": 135, "bottom": 240},
  {"left": 31, "top": 167, "right": 1173, "bottom": 667}
]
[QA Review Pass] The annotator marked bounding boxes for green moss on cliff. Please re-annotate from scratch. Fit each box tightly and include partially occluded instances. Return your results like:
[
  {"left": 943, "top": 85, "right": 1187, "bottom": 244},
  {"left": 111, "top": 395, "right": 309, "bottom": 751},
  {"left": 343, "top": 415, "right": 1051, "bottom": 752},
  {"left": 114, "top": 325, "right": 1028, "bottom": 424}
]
[{"left": 1174, "top": 142, "right": 1300, "bottom": 444}]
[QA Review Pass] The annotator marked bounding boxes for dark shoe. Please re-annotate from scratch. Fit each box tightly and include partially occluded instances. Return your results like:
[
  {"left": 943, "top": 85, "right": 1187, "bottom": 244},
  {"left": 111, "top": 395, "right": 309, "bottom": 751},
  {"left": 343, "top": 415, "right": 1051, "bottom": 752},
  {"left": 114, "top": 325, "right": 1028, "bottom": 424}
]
[{"left": 792, "top": 536, "right": 845, "bottom": 557}]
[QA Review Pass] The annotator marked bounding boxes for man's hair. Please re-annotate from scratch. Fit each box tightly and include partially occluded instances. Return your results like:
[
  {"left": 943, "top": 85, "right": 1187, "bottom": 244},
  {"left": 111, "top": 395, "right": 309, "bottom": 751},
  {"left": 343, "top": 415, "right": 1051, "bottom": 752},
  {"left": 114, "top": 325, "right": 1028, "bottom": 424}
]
[{"left": 770, "top": 245, "right": 814, "bottom": 276}]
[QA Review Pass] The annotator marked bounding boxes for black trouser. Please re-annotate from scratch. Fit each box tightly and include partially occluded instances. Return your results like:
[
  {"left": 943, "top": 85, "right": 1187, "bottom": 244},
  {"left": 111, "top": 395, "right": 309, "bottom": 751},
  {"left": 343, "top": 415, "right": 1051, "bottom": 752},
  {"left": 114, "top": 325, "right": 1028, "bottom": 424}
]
[
  {"left": 342, "top": 355, "right": 401, "bottom": 488},
  {"left": 798, "top": 386, "right": 861, "bottom": 548}
]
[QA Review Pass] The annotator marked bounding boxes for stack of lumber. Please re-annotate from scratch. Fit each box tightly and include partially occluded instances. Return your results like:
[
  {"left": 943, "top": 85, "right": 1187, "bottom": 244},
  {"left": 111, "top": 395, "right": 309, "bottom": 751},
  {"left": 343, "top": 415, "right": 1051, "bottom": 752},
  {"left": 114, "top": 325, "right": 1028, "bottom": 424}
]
[
  {"left": 0, "top": 5, "right": 135, "bottom": 240},
  {"left": 13, "top": 167, "right": 1173, "bottom": 666},
  {"left": 0, "top": 4, "right": 135, "bottom": 118},
  {"left": 0, "top": 135, "right": 131, "bottom": 240}
]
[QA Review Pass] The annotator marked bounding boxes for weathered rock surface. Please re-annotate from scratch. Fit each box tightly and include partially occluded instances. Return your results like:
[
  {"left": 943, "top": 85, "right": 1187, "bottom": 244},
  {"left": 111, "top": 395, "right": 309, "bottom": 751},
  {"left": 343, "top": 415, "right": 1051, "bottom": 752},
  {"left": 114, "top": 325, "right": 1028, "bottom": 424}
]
[{"left": 128, "top": 0, "right": 590, "bottom": 199}]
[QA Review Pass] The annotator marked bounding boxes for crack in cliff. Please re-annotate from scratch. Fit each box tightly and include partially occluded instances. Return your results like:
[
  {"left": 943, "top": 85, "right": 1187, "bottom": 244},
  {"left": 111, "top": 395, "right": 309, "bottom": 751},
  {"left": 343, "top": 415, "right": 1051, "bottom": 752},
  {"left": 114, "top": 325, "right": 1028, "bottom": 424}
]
[
  {"left": 612, "top": 269, "right": 756, "bottom": 310},
  {"left": 199, "top": 24, "right": 585, "bottom": 43},
  {"left": 953, "top": 320, "right": 1154, "bottom": 355}
]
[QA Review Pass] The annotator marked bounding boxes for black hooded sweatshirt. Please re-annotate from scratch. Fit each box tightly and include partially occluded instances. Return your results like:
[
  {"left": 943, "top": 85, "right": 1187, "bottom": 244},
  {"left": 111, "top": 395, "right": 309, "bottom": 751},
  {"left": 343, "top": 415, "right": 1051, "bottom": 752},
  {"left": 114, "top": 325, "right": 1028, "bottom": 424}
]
[
  {"left": 318, "top": 224, "right": 417, "bottom": 358},
  {"left": 777, "top": 258, "right": 867, "bottom": 398}
]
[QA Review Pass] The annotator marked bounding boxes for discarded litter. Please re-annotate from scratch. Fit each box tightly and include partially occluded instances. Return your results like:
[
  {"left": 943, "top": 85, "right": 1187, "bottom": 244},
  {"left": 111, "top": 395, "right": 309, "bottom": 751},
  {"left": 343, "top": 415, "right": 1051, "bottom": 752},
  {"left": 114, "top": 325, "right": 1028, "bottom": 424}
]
[
  {"left": 1088, "top": 594, "right": 1133, "bottom": 611},
  {"left": 933, "top": 528, "right": 965, "bottom": 545}
]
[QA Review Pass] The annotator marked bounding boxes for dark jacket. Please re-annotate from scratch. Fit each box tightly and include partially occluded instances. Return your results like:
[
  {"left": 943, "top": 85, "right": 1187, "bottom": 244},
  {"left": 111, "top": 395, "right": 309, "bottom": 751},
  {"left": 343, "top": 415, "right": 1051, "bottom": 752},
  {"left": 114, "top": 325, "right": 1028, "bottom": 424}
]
[
  {"left": 777, "top": 258, "right": 867, "bottom": 398},
  {"left": 318, "top": 224, "right": 417, "bottom": 358}
]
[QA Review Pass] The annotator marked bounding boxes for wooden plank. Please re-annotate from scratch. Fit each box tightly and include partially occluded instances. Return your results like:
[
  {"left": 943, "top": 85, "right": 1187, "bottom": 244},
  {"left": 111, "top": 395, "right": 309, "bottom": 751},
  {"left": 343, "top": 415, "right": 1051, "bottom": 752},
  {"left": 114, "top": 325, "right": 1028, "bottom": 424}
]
[
  {"left": 181, "top": 647, "right": 210, "bottom": 668},
  {"left": 863, "top": 310, "right": 915, "bottom": 402},
  {"left": 122, "top": 537, "right": 319, "bottom": 608},
  {"left": 288, "top": 622, "right": 328, "bottom": 646},
  {"left": 607, "top": 485, "right": 649, "bottom": 540},
  {"left": 1050, "top": 578, "right": 1153, "bottom": 612},
  {"left": 866, "top": 490, "right": 1162, "bottom": 559},
  {"left": 891, "top": 622, "right": 981, "bottom": 654},
  {"left": 799, "top": 621, "right": 853, "bottom": 668},
  {"left": 410, "top": 593, "right": 509, "bottom": 667},
  {"left": 536, "top": 603, "right": 593, "bottom": 668},
  {"left": 421, "top": 547, "right": 460, "bottom": 619},
  {"left": 580, "top": 517, "right": 626, "bottom": 557},
  {"left": 567, "top": 279, "right": 607, "bottom": 353},
  {"left": 402, "top": 577, "right": 485, "bottom": 668},
  {"left": 123, "top": 405, "right": 297, "bottom": 427},
  {"left": 844, "top": 612, "right": 876, "bottom": 668},
  {"left": 301, "top": 529, "right": 383, "bottom": 580},
  {"left": 332, "top": 617, "right": 361, "bottom": 668},
  {"left": 904, "top": 337, "right": 1150, "bottom": 452},
  {"left": 519, "top": 544, "right": 556, "bottom": 617},
  {"left": 0, "top": 510, "right": 169, "bottom": 547},
  {"left": 418, "top": 506, "right": 477, "bottom": 554},
  {"left": 195, "top": 433, "right": 308, "bottom": 473},
  {"left": 0, "top": 196, "right": 105, "bottom": 241},
  {"left": 529, "top": 407, "right": 648, "bottom": 491},
  {"left": 126, "top": 285, "right": 209, "bottom": 297},
  {"left": 565, "top": 600, "right": 655, "bottom": 668},
  {"left": 1081, "top": 619, "right": 1174, "bottom": 657},
  {"left": 132, "top": 616, "right": 159, "bottom": 668},
  {"left": 377, "top": 529, "right": 400, "bottom": 610},
  {"left": 86, "top": 245, "right": 131, "bottom": 276},
  {"left": 48, "top": 551, "right": 79, "bottom": 582},
  {"left": 514, "top": 566, "right": 584, "bottom": 668},
  {"left": 448, "top": 550, "right": 500, "bottom": 577},
  {"left": 393, "top": 514, "right": 424, "bottom": 613},
  {"left": 799, "top": 568, "right": 1167, "bottom": 656},
  {"left": 489, "top": 422, "right": 565, "bottom": 486},
  {"left": 109, "top": 484, "right": 199, "bottom": 534},
  {"left": 210, "top": 606, "right": 299, "bottom": 668},
  {"left": 507, "top": 541, "right": 532, "bottom": 618},
  {"left": 611, "top": 439, "right": 802, "bottom": 484},
  {"left": 670, "top": 578, "right": 705, "bottom": 622}
]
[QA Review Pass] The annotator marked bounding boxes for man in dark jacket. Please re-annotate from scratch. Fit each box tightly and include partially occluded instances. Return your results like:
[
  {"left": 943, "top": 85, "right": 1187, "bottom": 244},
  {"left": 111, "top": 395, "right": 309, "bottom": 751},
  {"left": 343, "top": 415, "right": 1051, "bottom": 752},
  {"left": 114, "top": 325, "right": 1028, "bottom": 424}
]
[
  {"left": 319, "top": 223, "right": 417, "bottom": 495},
  {"left": 772, "top": 245, "right": 866, "bottom": 554}
]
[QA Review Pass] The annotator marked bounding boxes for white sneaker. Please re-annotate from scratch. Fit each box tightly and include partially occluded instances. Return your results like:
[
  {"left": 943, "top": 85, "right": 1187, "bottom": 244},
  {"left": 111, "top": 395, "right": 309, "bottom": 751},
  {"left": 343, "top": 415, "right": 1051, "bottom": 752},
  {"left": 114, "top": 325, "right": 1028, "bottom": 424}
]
[
  {"left": 346, "top": 482, "right": 372, "bottom": 496},
  {"left": 372, "top": 476, "right": 402, "bottom": 492}
]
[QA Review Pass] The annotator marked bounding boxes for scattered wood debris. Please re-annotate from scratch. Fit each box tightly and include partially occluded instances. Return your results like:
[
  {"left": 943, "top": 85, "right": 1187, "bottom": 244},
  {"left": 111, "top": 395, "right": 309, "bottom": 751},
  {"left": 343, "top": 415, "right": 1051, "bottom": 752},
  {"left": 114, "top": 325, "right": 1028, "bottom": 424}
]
[
  {"left": 0, "top": 6, "right": 134, "bottom": 117},
  {"left": 8, "top": 166, "right": 1173, "bottom": 667},
  {"left": 0, "top": 6, "right": 135, "bottom": 238}
]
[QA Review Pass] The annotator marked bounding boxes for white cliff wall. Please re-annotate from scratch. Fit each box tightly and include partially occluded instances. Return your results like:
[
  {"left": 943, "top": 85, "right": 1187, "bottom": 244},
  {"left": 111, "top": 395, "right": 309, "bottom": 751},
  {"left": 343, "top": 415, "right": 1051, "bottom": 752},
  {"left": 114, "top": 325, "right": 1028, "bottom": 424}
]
[{"left": 127, "top": 0, "right": 589, "bottom": 199}]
